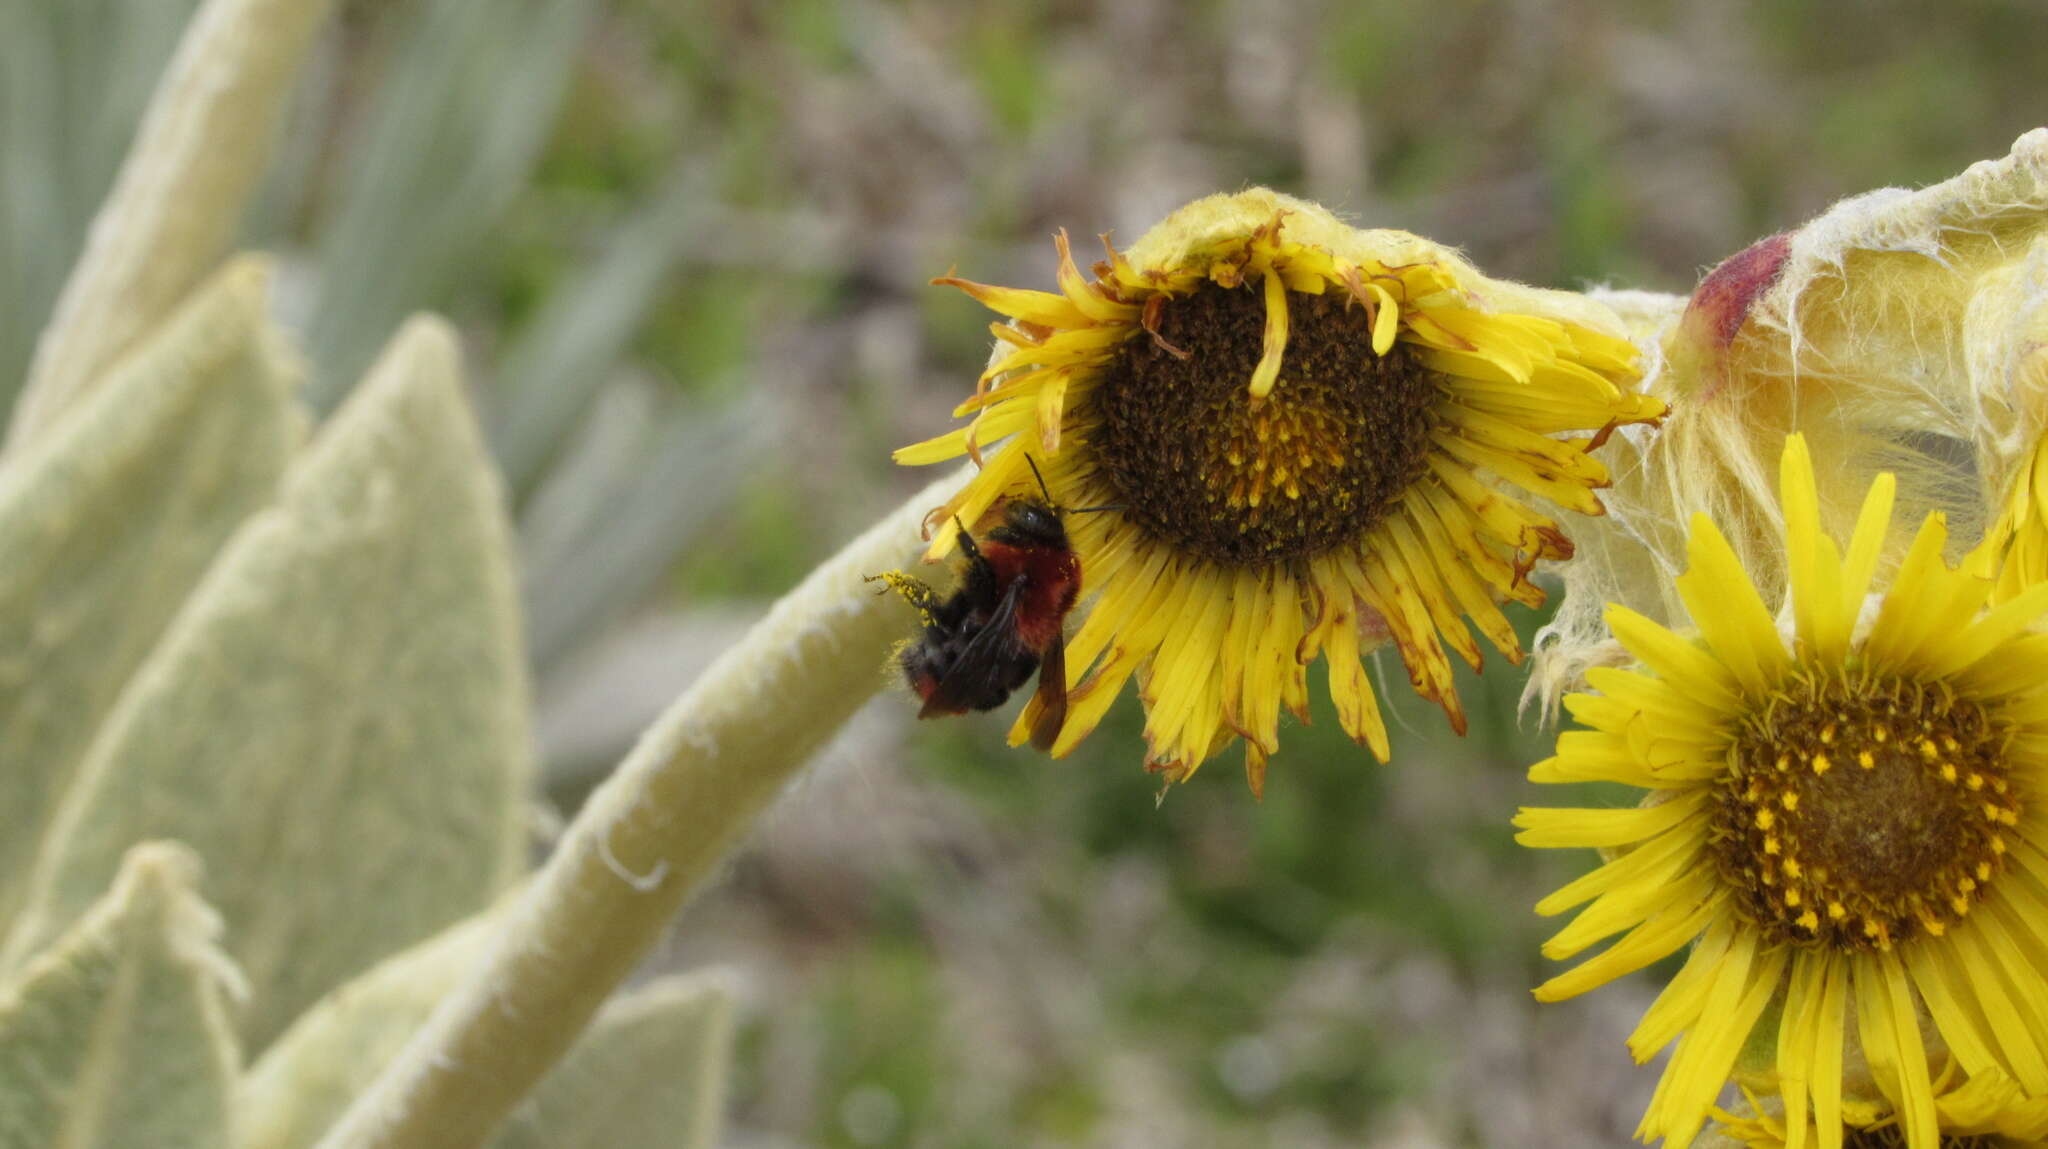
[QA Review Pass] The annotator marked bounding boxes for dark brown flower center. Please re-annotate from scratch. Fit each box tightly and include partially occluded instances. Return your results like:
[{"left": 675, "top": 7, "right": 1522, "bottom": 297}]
[
  {"left": 1088, "top": 283, "right": 1441, "bottom": 566},
  {"left": 1714, "top": 672, "right": 2020, "bottom": 950}
]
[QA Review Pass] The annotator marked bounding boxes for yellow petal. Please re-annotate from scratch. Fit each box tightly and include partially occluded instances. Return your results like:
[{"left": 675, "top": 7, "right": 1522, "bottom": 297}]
[
  {"left": 1854, "top": 952, "right": 1937, "bottom": 1149},
  {"left": 1674, "top": 512, "right": 1788, "bottom": 695},
  {"left": 1630, "top": 917, "right": 1737, "bottom": 1057},
  {"left": 1539, "top": 851, "right": 1712, "bottom": 959},
  {"left": 1323, "top": 599, "right": 1391, "bottom": 762},
  {"left": 1512, "top": 791, "right": 1707, "bottom": 848},
  {"left": 933, "top": 278, "right": 1092, "bottom": 328},
  {"left": 1605, "top": 605, "right": 1743, "bottom": 712},
  {"left": 1534, "top": 892, "right": 1719, "bottom": 1004},
  {"left": 1647, "top": 942, "right": 1787, "bottom": 1146},
  {"left": 1246, "top": 268, "right": 1290, "bottom": 399},
  {"left": 1836, "top": 470, "right": 1897, "bottom": 624}
]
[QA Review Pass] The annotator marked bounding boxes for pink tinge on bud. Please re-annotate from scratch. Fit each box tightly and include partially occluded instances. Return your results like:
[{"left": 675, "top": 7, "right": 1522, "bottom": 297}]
[
  {"left": 1681, "top": 232, "right": 1792, "bottom": 401},
  {"left": 1688, "top": 232, "right": 1792, "bottom": 348}
]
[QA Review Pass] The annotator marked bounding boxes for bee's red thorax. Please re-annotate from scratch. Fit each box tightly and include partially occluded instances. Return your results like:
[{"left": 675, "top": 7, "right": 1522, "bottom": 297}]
[{"left": 979, "top": 538, "right": 1081, "bottom": 651}]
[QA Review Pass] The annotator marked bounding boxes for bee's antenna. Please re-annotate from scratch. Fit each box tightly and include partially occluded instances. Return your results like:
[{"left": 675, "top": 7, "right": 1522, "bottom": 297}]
[
  {"left": 1067, "top": 504, "right": 1126, "bottom": 515},
  {"left": 1024, "top": 454, "right": 1056, "bottom": 506}
]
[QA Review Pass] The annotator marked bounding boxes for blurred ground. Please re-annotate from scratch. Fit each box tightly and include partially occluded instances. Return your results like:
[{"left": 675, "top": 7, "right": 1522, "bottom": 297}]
[{"left": 16, "top": 0, "right": 2048, "bottom": 1145}]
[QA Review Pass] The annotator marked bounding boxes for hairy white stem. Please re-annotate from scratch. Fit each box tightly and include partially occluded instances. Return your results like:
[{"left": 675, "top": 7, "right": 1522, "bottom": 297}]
[
  {"left": 8, "top": 0, "right": 332, "bottom": 448},
  {"left": 315, "top": 466, "right": 967, "bottom": 1149}
]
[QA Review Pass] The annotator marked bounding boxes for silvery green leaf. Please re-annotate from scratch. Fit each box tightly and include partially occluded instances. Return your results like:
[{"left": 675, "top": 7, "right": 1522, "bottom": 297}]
[
  {"left": 490, "top": 973, "right": 734, "bottom": 1149},
  {"left": 311, "top": 467, "right": 963, "bottom": 1149},
  {"left": 0, "top": 257, "right": 302, "bottom": 932},
  {"left": 4, "top": 316, "right": 531, "bottom": 1050},
  {"left": 8, "top": 0, "right": 332, "bottom": 447},
  {"left": 0, "top": 842, "right": 241, "bottom": 1149},
  {"left": 487, "top": 163, "right": 715, "bottom": 494},
  {"left": 243, "top": 919, "right": 731, "bottom": 1149},
  {"left": 519, "top": 382, "right": 770, "bottom": 671},
  {"left": 236, "top": 907, "right": 502, "bottom": 1149}
]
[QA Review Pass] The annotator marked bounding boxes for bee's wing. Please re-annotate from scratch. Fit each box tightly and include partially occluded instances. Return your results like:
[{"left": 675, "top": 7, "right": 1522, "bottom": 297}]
[
  {"left": 918, "top": 576, "right": 1030, "bottom": 718},
  {"left": 1026, "top": 624, "right": 1068, "bottom": 752}
]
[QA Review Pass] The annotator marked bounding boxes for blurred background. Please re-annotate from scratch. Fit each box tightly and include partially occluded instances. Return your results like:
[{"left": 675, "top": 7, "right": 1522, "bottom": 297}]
[{"left": 6, "top": 1, "right": 2045, "bottom": 1145}]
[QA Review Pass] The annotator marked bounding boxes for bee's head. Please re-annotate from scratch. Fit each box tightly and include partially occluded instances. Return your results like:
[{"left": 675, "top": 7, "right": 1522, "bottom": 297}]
[{"left": 990, "top": 497, "right": 1067, "bottom": 549}]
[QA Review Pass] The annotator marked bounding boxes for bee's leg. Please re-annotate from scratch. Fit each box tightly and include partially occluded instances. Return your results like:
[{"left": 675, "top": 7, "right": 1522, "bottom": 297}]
[
  {"left": 950, "top": 516, "right": 1002, "bottom": 608},
  {"left": 864, "top": 570, "right": 941, "bottom": 626},
  {"left": 951, "top": 516, "right": 986, "bottom": 566}
]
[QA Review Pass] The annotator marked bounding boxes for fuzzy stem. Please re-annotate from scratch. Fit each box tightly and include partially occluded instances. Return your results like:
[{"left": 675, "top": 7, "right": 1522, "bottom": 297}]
[{"left": 314, "top": 466, "right": 966, "bottom": 1149}]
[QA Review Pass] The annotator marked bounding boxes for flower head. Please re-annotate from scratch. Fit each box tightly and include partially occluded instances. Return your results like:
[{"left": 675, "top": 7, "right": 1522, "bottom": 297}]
[
  {"left": 899, "top": 190, "right": 1662, "bottom": 791},
  {"left": 1517, "top": 435, "right": 2048, "bottom": 1148}
]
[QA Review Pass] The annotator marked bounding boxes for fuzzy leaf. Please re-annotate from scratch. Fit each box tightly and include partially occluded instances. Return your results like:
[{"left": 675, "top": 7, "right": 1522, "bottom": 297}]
[
  {"left": 311, "top": 467, "right": 965, "bottom": 1149},
  {"left": 3, "top": 316, "right": 531, "bottom": 1050},
  {"left": 0, "top": 257, "right": 302, "bottom": 932},
  {"left": 8, "top": 0, "right": 332, "bottom": 446},
  {"left": 489, "top": 974, "right": 734, "bottom": 1149},
  {"left": 241, "top": 923, "right": 732, "bottom": 1149},
  {"left": 520, "top": 383, "right": 768, "bottom": 670},
  {"left": 488, "top": 163, "right": 714, "bottom": 492},
  {"left": 237, "top": 907, "right": 503, "bottom": 1149},
  {"left": 0, "top": 842, "right": 241, "bottom": 1149}
]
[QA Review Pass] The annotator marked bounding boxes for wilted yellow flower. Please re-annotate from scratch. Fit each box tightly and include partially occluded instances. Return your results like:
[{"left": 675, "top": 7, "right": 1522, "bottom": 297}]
[
  {"left": 897, "top": 190, "right": 1662, "bottom": 791},
  {"left": 1517, "top": 435, "right": 2048, "bottom": 1149},
  {"left": 1705, "top": 1069, "right": 2048, "bottom": 1148}
]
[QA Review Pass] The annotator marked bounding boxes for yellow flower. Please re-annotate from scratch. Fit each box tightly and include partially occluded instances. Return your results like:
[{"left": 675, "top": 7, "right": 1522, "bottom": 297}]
[
  {"left": 897, "top": 190, "right": 1662, "bottom": 792},
  {"left": 1516, "top": 434, "right": 2048, "bottom": 1149},
  {"left": 1707, "top": 1069, "right": 2048, "bottom": 1148}
]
